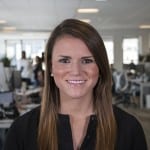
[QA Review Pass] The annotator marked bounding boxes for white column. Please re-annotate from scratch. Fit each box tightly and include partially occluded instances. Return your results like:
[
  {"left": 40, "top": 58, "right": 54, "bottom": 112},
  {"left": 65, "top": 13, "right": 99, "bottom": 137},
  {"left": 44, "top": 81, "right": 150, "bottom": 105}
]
[
  {"left": 113, "top": 33, "right": 123, "bottom": 71},
  {"left": 141, "top": 31, "right": 149, "bottom": 55}
]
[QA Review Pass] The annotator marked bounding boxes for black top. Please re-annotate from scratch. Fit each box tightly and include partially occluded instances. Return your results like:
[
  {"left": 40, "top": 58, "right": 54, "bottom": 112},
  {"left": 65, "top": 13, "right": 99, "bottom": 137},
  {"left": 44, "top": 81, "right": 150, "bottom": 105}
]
[{"left": 4, "top": 106, "right": 147, "bottom": 150}]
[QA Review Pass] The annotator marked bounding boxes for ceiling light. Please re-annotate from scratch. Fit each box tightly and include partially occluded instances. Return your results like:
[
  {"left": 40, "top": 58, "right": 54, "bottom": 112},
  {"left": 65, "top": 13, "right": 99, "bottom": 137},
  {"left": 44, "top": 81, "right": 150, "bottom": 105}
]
[
  {"left": 139, "top": 25, "right": 150, "bottom": 29},
  {"left": 96, "top": 0, "right": 107, "bottom": 1},
  {"left": 3, "top": 26, "right": 16, "bottom": 31},
  {"left": 80, "top": 19, "right": 91, "bottom": 23},
  {"left": 77, "top": 8, "right": 99, "bottom": 13},
  {"left": 0, "top": 20, "right": 7, "bottom": 24}
]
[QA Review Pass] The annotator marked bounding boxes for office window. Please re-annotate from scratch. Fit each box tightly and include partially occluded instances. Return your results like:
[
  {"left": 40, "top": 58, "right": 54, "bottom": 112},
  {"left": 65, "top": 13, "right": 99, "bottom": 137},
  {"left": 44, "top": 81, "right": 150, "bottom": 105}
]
[
  {"left": 104, "top": 40, "right": 114, "bottom": 64},
  {"left": 6, "top": 40, "right": 21, "bottom": 66},
  {"left": 22, "top": 40, "right": 46, "bottom": 61},
  {"left": 123, "top": 38, "right": 139, "bottom": 64}
]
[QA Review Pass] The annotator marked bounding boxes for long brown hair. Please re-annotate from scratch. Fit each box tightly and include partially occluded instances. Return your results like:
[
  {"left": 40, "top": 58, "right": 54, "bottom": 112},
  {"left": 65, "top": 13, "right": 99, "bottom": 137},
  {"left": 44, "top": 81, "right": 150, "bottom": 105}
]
[{"left": 38, "top": 19, "right": 117, "bottom": 150}]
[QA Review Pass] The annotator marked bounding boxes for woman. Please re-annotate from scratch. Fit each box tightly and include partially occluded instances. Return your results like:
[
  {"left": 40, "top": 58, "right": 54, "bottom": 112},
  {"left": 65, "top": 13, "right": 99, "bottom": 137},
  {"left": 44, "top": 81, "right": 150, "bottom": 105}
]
[
  {"left": 4, "top": 19, "right": 147, "bottom": 150},
  {"left": 33, "top": 56, "right": 43, "bottom": 86}
]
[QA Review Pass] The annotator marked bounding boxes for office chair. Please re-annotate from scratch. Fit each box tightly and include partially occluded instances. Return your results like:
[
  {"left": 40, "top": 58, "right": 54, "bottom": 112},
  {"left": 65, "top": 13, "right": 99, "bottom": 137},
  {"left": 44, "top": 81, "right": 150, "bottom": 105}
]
[{"left": 112, "top": 71, "right": 136, "bottom": 107}]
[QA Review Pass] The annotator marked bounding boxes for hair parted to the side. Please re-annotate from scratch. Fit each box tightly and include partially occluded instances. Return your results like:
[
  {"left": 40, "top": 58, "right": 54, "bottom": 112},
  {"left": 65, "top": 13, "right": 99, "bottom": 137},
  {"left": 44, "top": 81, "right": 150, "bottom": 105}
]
[{"left": 38, "top": 18, "right": 117, "bottom": 150}]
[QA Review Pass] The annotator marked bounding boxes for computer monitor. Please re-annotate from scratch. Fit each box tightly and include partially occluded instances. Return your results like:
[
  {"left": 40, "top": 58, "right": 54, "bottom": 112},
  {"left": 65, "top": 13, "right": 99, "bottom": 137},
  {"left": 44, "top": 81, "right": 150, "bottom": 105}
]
[
  {"left": 136, "top": 64, "right": 145, "bottom": 74},
  {"left": 0, "top": 91, "right": 14, "bottom": 107}
]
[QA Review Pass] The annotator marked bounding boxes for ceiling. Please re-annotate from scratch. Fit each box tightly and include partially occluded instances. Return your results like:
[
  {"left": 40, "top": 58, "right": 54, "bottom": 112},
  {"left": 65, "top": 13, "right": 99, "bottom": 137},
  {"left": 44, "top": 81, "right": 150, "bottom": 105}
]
[{"left": 0, "top": 0, "right": 150, "bottom": 33}]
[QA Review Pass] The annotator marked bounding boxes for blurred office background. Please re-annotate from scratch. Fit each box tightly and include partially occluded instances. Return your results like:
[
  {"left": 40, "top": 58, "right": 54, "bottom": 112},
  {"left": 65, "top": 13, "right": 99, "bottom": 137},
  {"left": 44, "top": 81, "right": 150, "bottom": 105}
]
[{"left": 0, "top": 0, "right": 150, "bottom": 149}]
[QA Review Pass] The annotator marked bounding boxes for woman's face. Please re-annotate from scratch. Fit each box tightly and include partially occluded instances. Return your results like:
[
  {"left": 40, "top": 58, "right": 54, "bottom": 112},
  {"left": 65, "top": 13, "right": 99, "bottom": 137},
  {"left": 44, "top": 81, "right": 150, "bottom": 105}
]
[{"left": 51, "top": 35, "right": 99, "bottom": 100}]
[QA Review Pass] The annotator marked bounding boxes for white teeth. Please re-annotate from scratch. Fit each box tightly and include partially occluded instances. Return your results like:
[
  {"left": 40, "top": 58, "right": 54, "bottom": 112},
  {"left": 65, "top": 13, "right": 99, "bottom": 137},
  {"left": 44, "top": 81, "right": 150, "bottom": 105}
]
[{"left": 68, "top": 80, "right": 85, "bottom": 84}]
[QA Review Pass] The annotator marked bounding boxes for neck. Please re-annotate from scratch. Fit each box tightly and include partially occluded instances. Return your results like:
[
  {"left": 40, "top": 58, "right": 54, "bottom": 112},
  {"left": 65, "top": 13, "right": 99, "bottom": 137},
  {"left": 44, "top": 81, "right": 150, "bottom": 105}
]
[{"left": 59, "top": 97, "right": 94, "bottom": 118}]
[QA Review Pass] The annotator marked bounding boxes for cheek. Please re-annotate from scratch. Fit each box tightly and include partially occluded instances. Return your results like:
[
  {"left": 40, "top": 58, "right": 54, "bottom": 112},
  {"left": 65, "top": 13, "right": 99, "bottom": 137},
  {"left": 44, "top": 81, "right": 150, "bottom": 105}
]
[
  {"left": 52, "top": 64, "right": 66, "bottom": 76},
  {"left": 52, "top": 64, "right": 66, "bottom": 87},
  {"left": 89, "top": 66, "right": 99, "bottom": 85},
  {"left": 90, "top": 66, "right": 99, "bottom": 78}
]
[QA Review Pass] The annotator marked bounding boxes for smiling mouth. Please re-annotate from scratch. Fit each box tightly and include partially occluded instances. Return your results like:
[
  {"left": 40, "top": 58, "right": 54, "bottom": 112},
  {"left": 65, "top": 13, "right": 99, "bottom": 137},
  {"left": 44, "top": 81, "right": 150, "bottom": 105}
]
[{"left": 67, "top": 80, "right": 86, "bottom": 84}]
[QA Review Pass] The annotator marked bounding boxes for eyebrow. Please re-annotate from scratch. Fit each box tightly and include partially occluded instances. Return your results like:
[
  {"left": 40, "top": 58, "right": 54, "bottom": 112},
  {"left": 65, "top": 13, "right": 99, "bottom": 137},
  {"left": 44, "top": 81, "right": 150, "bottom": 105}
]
[
  {"left": 81, "top": 56, "right": 94, "bottom": 59},
  {"left": 58, "top": 55, "right": 71, "bottom": 59}
]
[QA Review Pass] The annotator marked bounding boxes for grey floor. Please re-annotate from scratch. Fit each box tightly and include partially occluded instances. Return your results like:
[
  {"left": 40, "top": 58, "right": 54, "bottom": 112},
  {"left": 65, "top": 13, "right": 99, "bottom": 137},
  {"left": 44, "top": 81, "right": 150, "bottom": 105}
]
[{"left": 119, "top": 106, "right": 150, "bottom": 150}]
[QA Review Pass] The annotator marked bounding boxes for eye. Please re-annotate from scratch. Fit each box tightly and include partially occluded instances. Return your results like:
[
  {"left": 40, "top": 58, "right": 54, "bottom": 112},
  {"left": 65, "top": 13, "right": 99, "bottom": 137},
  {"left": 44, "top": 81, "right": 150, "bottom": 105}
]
[
  {"left": 58, "top": 58, "right": 70, "bottom": 63},
  {"left": 81, "top": 58, "right": 94, "bottom": 64}
]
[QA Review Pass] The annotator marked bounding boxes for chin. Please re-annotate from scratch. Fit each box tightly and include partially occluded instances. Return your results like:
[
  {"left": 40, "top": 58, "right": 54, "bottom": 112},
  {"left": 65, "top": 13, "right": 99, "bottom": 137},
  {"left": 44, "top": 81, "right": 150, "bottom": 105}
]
[{"left": 67, "top": 93, "right": 86, "bottom": 99}]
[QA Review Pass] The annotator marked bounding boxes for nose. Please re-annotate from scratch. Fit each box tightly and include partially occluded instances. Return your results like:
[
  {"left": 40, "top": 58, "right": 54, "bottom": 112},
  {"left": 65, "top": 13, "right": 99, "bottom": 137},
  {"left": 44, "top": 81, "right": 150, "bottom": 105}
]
[{"left": 70, "top": 61, "right": 81, "bottom": 75}]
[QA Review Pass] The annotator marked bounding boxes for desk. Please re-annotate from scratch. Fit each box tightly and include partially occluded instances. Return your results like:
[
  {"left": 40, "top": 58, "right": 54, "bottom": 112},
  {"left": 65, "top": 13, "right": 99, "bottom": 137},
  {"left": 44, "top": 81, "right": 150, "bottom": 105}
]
[
  {"left": 15, "top": 87, "right": 42, "bottom": 103},
  {"left": 15, "top": 87, "right": 41, "bottom": 96},
  {"left": 129, "top": 79, "right": 150, "bottom": 108},
  {"left": 139, "top": 82, "right": 150, "bottom": 108},
  {"left": 0, "top": 119, "right": 13, "bottom": 129}
]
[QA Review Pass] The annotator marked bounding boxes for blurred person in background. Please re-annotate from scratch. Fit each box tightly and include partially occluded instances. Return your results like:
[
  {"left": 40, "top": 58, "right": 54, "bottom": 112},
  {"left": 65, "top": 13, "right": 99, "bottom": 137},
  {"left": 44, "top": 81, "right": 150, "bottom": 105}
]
[
  {"left": 33, "top": 56, "right": 42, "bottom": 86},
  {"left": 17, "top": 51, "right": 33, "bottom": 86}
]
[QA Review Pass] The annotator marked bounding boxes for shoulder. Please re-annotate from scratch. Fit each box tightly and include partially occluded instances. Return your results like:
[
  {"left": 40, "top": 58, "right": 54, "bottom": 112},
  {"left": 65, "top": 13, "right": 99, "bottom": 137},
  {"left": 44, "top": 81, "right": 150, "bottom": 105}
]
[
  {"left": 15, "top": 106, "right": 40, "bottom": 124},
  {"left": 113, "top": 106, "right": 147, "bottom": 150},
  {"left": 9, "top": 106, "right": 40, "bottom": 134},
  {"left": 113, "top": 106, "right": 142, "bottom": 129},
  {"left": 4, "top": 106, "right": 40, "bottom": 150},
  {"left": 114, "top": 107, "right": 145, "bottom": 139},
  {"left": 113, "top": 105, "right": 147, "bottom": 141}
]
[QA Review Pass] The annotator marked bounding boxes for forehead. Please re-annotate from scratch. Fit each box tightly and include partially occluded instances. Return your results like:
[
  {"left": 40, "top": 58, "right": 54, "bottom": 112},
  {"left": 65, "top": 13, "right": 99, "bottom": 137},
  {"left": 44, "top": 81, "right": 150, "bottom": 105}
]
[{"left": 52, "top": 35, "right": 92, "bottom": 57}]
